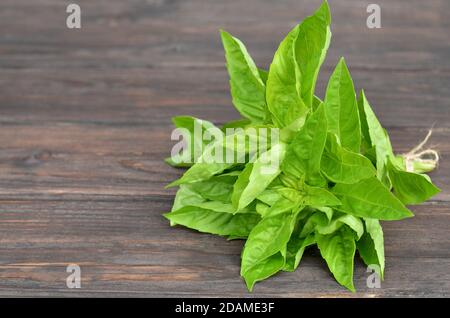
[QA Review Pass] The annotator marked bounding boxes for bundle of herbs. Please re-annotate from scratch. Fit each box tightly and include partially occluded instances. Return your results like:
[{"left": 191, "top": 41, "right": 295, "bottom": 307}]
[{"left": 164, "top": 1, "right": 440, "bottom": 291}]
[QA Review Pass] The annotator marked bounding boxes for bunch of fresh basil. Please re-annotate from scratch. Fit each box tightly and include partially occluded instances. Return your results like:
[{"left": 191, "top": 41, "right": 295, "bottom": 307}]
[{"left": 164, "top": 1, "right": 440, "bottom": 291}]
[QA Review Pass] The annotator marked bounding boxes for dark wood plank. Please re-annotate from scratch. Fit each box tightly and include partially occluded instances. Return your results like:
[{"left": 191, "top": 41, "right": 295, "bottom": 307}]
[{"left": 0, "top": 0, "right": 449, "bottom": 297}]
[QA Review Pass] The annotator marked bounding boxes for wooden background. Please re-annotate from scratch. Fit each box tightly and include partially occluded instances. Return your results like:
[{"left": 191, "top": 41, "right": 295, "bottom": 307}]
[{"left": 0, "top": 0, "right": 449, "bottom": 297}]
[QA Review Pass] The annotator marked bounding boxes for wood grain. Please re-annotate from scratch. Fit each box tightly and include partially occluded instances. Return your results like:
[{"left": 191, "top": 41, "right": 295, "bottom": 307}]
[{"left": 0, "top": 0, "right": 449, "bottom": 297}]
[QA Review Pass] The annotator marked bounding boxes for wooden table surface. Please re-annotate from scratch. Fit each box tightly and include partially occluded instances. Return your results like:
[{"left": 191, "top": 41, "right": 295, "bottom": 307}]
[{"left": 0, "top": 0, "right": 449, "bottom": 297}]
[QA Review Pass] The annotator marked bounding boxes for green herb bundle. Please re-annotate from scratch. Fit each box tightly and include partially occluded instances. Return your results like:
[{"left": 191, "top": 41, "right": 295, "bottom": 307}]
[{"left": 164, "top": 1, "right": 440, "bottom": 291}]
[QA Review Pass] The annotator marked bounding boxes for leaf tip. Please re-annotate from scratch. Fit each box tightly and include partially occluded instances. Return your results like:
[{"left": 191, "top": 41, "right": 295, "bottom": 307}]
[
  {"left": 165, "top": 180, "right": 180, "bottom": 188},
  {"left": 318, "top": 0, "right": 332, "bottom": 23},
  {"left": 337, "top": 56, "right": 347, "bottom": 67},
  {"left": 243, "top": 276, "right": 255, "bottom": 292}
]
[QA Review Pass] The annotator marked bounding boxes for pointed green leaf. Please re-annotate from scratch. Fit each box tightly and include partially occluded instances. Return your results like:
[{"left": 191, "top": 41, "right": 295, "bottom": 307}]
[
  {"left": 317, "top": 214, "right": 364, "bottom": 239},
  {"left": 302, "top": 184, "right": 341, "bottom": 206},
  {"left": 360, "top": 90, "right": 394, "bottom": 187},
  {"left": 332, "top": 177, "right": 414, "bottom": 220},
  {"left": 221, "top": 30, "right": 267, "bottom": 123},
  {"left": 188, "top": 175, "right": 236, "bottom": 202},
  {"left": 243, "top": 252, "right": 285, "bottom": 291},
  {"left": 241, "top": 213, "right": 294, "bottom": 281},
  {"left": 164, "top": 206, "right": 260, "bottom": 237},
  {"left": 387, "top": 158, "right": 440, "bottom": 204},
  {"left": 284, "top": 234, "right": 315, "bottom": 272},
  {"left": 266, "top": 25, "right": 308, "bottom": 127},
  {"left": 294, "top": 0, "right": 332, "bottom": 107},
  {"left": 165, "top": 116, "right": 219, "bottom": 167},
  {"left": 167, "top": 129, "right": 260, "bottom": 187},
  {"left": 316, "top": 226, "right": 356, "bottom": 292},
  {"left": 361, "top": 218, "right": 385, "bottom": 279},
  {"left": 321, "top": 133, "right": 376, "bottom": 183},
  {"left": 357, "top": 91, "right": 372, "bottom": 154},
  {"left": 281, "top": 103, "right": 327, "bottom": 186},
  {"left": 324, "top": 58, "right": 360, "bottom": 152},
  {"left": 232, "top": 143, "right": 286, "bottom": 210}
]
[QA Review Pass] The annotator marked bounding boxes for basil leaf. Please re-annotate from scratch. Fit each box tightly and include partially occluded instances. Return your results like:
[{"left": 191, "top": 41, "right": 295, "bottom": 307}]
[
  {"left": 387, "top": 158, "right": 440, "bottom": 204},
  {"left": 266, "top": 24, "right": 308, "bottom": 127},
  {"left": 299, "top": 211, "right": 329, "bottom": 238},
  {"left": 172, "top": 184, "right": 204, "bottom": 212},
  {"left": 221, "top": 30, "right": 267, "bottom": 123},
  {"left": 316, "top": 225, "right": 356, "bottom": 292},
  {"left": 294, "top": 0, "right": 331, "bottom": 107},
  {"left": 263, "top": 197, "right": 299, "bottom": 218},
  {"left": 243, "top": 252, "right": 285, "bottom": 291},
  {"left": 241, "top": 213, "right": 295, "bottom": 288},
  {"left": 284, "top": 233, "right": 315, "bottom": 272},
  {"left": 165, "top": 206, "right": 260, "bottom": 237},
  {"left": 332, "top": 177, "right": 414, "bottom": 220},
  {"left": 257, "top": 188, "right": 282, "bottom": 206},
  {"left": 281, "top": 103, "right": 327, "bottom": 186},
  {"left": 324, "top": 58, "right": 361, "bottom": 152},
  {"left": 232, "top": 143, "right": 286, "bottom": 210},
  {"left": 266, "top": 1, "right": 331, "bottom": 127},
  {"left": 165, "top": 116, "right": 219, "bottom": 167},
  {"left": 302, "top": 184, "right": 341, "bottom": 206},
  {"left": 317, "top": 214, "right": 364, "bottom": 239},
  {"left": 360, "top": 90, "right": 394, "bottom": 187},
  {"left": 314, "top": 206, "right": 334, "bottom": 221},
  {"left": 321, "top": 133, "right": 376, "bottom": 184},
  {"left": 188, "top": 175, "right": 236, "bottom": 202},
  {"left": 357, "top": 91, "right": 372, "bottom": 154},
  {"left": 357, "top": 218, "right": 385, "bottom": 279},
  {"left": 167, "top": 129, "right": 260, "bottom": 187}
]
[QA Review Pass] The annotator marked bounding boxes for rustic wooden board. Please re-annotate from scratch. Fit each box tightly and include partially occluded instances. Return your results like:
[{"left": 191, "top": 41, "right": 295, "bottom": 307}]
[{"left": 0, "top": 0, "right": 449, "bottom": 297}]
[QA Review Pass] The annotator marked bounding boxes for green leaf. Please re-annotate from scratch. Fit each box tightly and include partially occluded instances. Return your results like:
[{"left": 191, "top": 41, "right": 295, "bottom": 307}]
[
  {"left": 360, "top": 90, "right": 394, "bottom": 187},
  {"left": 188, "top": 175, "right": 236, "bottom": 202},
  {"left": 221, "top": 30, "right": 267, "bottom": 123},
  {"left": 167, "top": 129, "right": 260, "bottom": 187},
  {"left": 314, "top": 206, "right": 334, "bottom": 221},
  {"left": 281, "top": 103, "right": 328, "bottom": 186},
  {"left": 257, "top": 189, "right": 282, "bottom": 206},
  {"left": 191, "top": 201, "right": 250, "bottom": 214},
  {"left": 284, "top": 233, "right": 315, "bottom": 272},
  {"left": 266, "top": 1, "right": 331, "bottom": 127},
  {"left": 172, "top": 184, "right": 205, "bottom": 212},
  {"left": 357, "top": 218, "right": 385, "bottom": 280},
  {"left": 321, "top": 133, "right": 376, "bottom": 184},
  {"left": 294, "top": 0, "right": 332, "bottom": 107},
  {"left": 232, "top": 143, "right": 286, "bottom": 210},
  {"left": 316, "top": 226, "right": 356, "bottom": 292},
  {"left": 324, "top": 57, "right": 361, "bottom": 152},
  {"left": 302, "top": 184, "right": 341, "bottom": 206},
  {"left": 241, "top": 213, "right": 295, "bottom": 289},
  {"left": 387, "top": 158, "right": 440, "bottom": 204},
  {"left": 243, "top": 252, "right": 285, "bottom": 291},
  {"left": 299, "top": 211, "right": 330, "bottom": 238},
  {"left": 357, "top": 91, "right": 372, "bottom": 154},
  {"left": 317, "top": 214, "right": 364, "bottom": 239},
  {"left": 231, "top": 163, "right": 253, "bottom": 209},
  {"left": 164, "top": 206, "right": 260, "bottom": 237},
  {"left": 266, "top": 25, "right": 308, "bottom": 127},
  {"left": 332, "top": 177, "right": 414, "bottom": 220},
  {"left": 165, "top": 116, "right": 219, "bottom": 167}
]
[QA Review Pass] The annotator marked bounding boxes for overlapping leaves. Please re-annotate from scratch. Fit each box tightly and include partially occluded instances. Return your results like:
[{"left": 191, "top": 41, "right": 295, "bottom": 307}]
[{"left": 164, "top": 1, "right": 440, "bottom": 292}]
